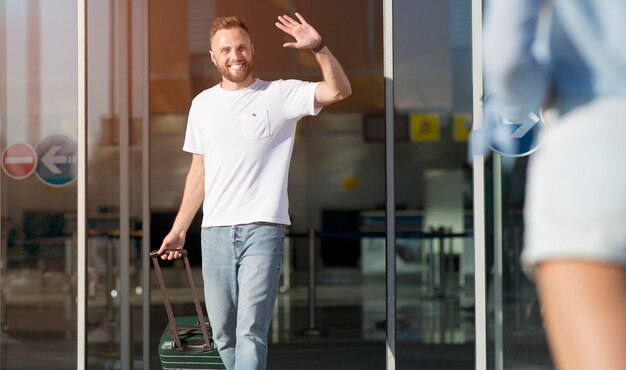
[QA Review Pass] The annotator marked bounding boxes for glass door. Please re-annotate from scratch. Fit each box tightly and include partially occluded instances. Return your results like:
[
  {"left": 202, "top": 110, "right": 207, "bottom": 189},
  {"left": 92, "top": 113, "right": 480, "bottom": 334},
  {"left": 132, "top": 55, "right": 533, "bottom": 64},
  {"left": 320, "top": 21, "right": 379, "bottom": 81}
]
[
  {"left": 392, "top": 0, "right": 475, "bottom": 368},
  {"left": 1, "top": 1, "right": 79, "bottom": 368},
  {"left": 85, "top": 0, "right": 150, "bottom": 368},
  {"left": 478, "top": 0, "right": 553, "bottom": 367},
  {"left": 1, "top": 1, "right": 150, "bottom": 368}
]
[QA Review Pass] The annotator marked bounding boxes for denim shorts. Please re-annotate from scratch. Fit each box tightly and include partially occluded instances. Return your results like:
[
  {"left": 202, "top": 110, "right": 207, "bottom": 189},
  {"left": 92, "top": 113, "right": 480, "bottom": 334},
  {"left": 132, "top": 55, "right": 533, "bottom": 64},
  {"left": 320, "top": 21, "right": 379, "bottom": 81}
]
[{"left": 522, "top": 98, "right": 626, "bottom": 276}]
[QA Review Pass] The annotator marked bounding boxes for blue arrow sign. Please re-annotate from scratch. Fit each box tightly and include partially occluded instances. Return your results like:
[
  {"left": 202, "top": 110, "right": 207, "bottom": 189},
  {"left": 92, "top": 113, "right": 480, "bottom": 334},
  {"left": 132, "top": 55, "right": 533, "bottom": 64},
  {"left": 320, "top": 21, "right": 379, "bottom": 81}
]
[
  {"left": 35, "top": 135, "right": 77, "bottom": 187},
  {"left": 482, "top": 94, "right": 545, "bottom": 158}
]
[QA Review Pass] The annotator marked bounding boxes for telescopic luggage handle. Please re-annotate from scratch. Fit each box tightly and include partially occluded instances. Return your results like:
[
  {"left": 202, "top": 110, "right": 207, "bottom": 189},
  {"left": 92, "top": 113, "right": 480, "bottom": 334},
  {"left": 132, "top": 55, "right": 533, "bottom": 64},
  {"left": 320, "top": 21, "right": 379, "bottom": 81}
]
[{"left": 150, "top": 248, "right": 212, "bottom": 352}]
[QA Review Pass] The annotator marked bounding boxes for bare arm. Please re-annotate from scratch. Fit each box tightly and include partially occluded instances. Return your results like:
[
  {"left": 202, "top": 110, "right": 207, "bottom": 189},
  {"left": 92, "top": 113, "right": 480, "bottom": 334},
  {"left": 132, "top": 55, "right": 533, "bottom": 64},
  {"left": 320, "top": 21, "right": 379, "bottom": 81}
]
[
  {"left": 157, "top": 154, "right": 205, "bottom": 260},
  {"left": 311, "top": 46, "right": 352, "bottom": 108},
  {"left": 275, "top": 13, "right": 351, "bottom": 108}
]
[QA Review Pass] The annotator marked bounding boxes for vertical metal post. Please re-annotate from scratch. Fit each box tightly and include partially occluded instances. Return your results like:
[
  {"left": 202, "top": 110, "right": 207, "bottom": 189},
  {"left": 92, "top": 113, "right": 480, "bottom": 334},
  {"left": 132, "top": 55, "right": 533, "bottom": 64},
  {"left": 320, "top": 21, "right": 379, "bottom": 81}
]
[
  {"left": 383, "top": 0, "right": 396, "bottom": 368},
  {"left": 446, "top": 230, "right": 455, "bottom": 289},
  {"left": 283, "top": 289, "right": 291, "bottom": 342},
  {"left": 141, "top": 0, "right": 151, "bottom": 368},
  {"left": 76, "top": 0, "right": 88, "bottom": 368},
  {"left": 299, "top": 228, "right": 323, "bottom": 336},
  {"left": 26, "top": 1, "right": 41, "bottom": 145},
  {"left": 65, "top": 238, "right": 74, "bottom": 340},
  {"left": 438, "top": 231, "right": 446, "bottom": 296},
  {"left": 0, "top": 1, "right": 8, "bottom": 360},
  {"left": 307, "top": 228, "right": 316, "bottom": 329},
  {"left": 428, "top": 237, "right": 435, "bottom": 297},
  {"left": 280, "top": 236, "right": 291, "bottom": 293},
  {"left": 514, "top": 224, "right": 522, "bottom": 328},
  {"left": 494, "top": 154, "right": 504, "bottom": 370},
  {"left": 107, "top": 237, "right": 114, "bottom": 341},
  {"left": 471, "top": 0, "right": 487, "bottom": 368},
  {"left": 117, "top": 0, "right": 131, "bottom": 367}
]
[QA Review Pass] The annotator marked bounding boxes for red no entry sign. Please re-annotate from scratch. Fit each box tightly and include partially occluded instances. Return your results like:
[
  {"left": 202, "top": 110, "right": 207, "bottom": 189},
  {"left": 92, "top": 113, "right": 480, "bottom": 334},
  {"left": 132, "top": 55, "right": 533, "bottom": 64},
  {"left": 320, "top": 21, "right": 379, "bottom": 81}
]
[{"left": 2, "top": 143, "right": 37, "bottom": 179}]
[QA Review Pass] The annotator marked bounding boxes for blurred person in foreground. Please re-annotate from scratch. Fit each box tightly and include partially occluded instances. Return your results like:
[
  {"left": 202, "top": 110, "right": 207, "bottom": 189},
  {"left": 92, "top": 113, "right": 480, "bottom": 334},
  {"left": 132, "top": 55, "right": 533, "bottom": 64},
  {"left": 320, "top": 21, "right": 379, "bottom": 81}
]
[
  {"left": 484, "top": 1, "right": 626, "bottom": 369},
  {"left": 158, "top": 13, "right": 350, "bottom": 370}
]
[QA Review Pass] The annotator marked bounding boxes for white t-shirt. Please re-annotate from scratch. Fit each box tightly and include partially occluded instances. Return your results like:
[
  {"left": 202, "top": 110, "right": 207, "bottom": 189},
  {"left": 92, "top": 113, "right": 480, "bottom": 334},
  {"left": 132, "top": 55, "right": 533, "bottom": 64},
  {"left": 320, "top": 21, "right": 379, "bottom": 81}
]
[{"left": 183, "top": 78, "right": 321, "bottom": 227}]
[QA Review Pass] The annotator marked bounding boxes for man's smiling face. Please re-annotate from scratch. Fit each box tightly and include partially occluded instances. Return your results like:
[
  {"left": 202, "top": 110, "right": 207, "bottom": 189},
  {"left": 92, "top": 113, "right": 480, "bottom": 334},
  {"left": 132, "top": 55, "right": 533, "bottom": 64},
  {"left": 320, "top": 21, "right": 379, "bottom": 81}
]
[{"left": 210, "top": 27, "right": 255, "bottom": 87}]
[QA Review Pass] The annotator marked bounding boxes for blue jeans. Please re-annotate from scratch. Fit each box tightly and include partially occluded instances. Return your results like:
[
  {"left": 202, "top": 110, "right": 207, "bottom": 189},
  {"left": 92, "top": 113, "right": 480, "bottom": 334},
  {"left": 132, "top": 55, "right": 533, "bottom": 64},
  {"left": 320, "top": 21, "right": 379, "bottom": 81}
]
[{"left": 201, "top": 223, "right": 285, "bottom": 370}]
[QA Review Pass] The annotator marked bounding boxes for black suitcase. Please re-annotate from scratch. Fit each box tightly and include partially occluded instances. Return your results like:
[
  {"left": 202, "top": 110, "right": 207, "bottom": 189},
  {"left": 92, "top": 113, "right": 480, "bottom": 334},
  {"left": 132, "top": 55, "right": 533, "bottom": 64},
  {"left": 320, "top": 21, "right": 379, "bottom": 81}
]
[{"left": 151, "top": 249, "right": 226, "bottom": 369}]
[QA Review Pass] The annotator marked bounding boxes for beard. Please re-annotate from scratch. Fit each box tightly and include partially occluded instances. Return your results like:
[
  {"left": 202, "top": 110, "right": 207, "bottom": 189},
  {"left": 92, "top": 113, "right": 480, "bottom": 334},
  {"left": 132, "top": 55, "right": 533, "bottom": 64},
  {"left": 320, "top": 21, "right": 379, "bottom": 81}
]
[{"left": 216, "top": 59, "right": 254, "bottom": 83}]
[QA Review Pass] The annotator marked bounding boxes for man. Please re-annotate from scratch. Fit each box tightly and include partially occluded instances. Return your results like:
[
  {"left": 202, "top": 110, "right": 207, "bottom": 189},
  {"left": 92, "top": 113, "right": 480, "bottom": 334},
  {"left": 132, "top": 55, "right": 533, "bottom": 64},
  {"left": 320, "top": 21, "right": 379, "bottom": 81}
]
[
  {"left": 485, "top": 1, "right": 626, "bottom": 369},
  {"left": 157, "top": 13, "right": 351, "bottom": 370}
]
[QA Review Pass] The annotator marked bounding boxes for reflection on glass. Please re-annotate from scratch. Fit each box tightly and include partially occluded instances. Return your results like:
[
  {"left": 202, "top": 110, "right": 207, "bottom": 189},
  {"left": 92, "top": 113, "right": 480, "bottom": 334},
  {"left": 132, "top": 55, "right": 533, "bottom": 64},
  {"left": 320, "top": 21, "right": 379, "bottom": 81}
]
[
  {"left": 394, "top": 0, "right": 474, "bottom": 368},
  {"left": 488, "top": 154, "right": 552, "bottom": 370},
  {"left": 85, "top": 0, "right": 148, "bottom": 367},
  {"left": 1, "top": 0, "right": 78, "bottom": 368}
]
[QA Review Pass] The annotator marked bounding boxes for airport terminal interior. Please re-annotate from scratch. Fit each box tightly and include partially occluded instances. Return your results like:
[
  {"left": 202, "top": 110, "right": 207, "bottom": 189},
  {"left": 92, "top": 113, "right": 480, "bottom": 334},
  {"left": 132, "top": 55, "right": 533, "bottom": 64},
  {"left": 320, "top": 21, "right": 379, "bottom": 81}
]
[{"left": 1, "top": 0, "right": 555, "bottom": 369}]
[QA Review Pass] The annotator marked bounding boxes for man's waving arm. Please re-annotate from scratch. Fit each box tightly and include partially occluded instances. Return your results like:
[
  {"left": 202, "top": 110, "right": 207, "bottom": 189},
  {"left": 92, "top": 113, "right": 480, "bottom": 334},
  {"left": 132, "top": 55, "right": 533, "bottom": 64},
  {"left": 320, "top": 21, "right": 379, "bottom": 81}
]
[{"left": 275, "top": 12, "right": 351, "bottom": 108}]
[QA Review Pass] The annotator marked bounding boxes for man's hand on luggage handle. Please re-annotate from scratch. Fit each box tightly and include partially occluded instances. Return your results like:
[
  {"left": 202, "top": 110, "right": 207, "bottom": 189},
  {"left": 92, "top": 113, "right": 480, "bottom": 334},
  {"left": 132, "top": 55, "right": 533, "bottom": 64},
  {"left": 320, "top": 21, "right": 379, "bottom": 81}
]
[{"left": 158, "top": 230, "right": 186, "bottom": 260}]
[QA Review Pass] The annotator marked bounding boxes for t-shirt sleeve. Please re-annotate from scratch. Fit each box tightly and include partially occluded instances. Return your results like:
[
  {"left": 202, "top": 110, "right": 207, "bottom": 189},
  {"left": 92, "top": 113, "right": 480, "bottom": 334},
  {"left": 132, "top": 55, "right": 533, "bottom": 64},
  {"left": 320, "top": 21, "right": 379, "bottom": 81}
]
[
  {"left": 279, "top": 79, "right": 322, "bottom": 120},
  {"left": 483, "top": 0, "right": 548, "bottom": 118},
  {"left": 182, "top": 100, "right": 204, "bottom": 154}
]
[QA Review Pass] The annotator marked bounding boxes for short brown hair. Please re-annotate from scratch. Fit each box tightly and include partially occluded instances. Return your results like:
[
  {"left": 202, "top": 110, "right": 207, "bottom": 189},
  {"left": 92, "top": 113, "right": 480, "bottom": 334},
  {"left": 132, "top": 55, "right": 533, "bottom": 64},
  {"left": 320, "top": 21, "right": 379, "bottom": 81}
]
[{"left": 209, "top": 16, "right": 250, "bottom": 41}]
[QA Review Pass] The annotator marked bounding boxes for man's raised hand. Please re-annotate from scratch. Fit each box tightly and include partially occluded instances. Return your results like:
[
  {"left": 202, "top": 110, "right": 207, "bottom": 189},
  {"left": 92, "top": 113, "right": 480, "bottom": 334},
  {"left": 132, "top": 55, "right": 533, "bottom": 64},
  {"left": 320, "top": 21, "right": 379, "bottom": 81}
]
[{"left": 275, "top": 13, "right": 322, "bottom": 50}]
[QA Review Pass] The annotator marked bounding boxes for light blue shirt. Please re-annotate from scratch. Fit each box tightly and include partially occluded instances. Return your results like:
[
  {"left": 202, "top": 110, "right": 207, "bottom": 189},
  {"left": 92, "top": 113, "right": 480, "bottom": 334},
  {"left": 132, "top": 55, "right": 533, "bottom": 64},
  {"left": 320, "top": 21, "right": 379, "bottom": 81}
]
[{"left": 484, "top": 0, "right": 626, "bottom": 117}]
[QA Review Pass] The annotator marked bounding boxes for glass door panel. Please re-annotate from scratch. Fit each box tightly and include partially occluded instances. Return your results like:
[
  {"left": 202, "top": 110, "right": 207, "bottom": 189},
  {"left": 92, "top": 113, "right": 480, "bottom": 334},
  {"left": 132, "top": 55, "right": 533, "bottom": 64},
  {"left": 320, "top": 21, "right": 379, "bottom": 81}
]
[
  {"left": 1, "top": 1, "right": 78, "bottom": 368},
  {"left": 393, "top": 0, "right": 475, "bottom": 368}
]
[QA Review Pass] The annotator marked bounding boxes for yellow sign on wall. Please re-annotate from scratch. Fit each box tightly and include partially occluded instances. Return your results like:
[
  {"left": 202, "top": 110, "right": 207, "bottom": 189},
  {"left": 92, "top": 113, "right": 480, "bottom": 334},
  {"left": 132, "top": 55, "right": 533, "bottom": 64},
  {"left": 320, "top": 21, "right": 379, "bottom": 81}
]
[
  {"left": 453, "top": 113, "right": 472, "bottom": 142},
  {"left": 341, "top": 176, "right": 360, "bottom": 189},
  {"left": 410, "top": 113, "right": 440, "bottom": 142}
]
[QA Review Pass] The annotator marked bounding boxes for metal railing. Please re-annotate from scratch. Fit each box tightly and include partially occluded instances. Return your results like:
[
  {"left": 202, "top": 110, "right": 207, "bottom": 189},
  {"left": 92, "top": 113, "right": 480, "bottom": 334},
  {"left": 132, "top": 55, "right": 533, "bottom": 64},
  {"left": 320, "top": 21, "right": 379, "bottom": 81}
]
[{"left": 284, "top": 228, "right": 472, "bottom": 336}]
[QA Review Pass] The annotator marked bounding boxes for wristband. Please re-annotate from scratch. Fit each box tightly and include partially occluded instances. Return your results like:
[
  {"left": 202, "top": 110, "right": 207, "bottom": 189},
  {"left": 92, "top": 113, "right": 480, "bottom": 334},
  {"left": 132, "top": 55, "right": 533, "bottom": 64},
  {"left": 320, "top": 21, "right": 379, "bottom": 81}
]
[{"left": 311, "top": 39, "right": 326, "bottom": 53}]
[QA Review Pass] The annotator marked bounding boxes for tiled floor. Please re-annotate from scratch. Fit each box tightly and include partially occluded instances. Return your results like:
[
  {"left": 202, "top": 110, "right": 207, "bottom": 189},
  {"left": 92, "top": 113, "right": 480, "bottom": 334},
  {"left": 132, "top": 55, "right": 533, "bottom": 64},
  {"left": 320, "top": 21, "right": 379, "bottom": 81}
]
[{"left": 0, "top": 268, "right": 553, "bottom": 369}]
